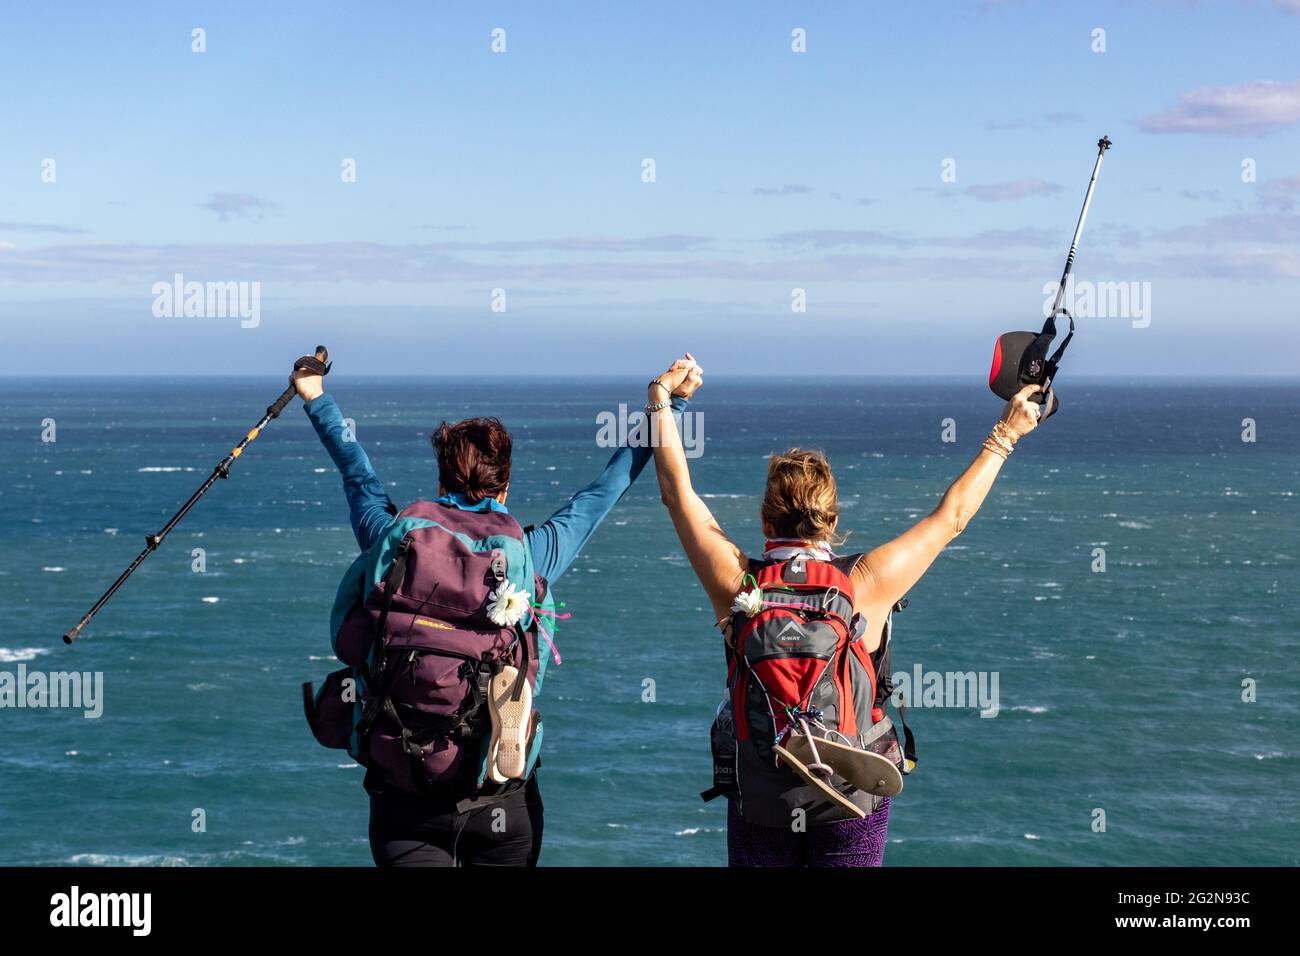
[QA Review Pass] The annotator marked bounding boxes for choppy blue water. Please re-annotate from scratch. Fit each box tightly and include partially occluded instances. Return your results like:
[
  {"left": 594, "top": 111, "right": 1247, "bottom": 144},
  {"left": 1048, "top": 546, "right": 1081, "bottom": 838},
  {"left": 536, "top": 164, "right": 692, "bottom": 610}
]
[{"left": 1, "top": 377, "right": 1297, "bottom": 866}]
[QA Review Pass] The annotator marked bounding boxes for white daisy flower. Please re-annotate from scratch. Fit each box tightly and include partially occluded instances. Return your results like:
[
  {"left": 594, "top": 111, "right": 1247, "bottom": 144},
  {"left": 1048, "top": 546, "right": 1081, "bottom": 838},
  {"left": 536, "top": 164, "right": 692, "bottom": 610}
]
[
  {"left": 487, "top": 581, "right": 533, "bottom": 627},
  {"left": 732, "top": 588, "right": 763, "bottom": 617}
]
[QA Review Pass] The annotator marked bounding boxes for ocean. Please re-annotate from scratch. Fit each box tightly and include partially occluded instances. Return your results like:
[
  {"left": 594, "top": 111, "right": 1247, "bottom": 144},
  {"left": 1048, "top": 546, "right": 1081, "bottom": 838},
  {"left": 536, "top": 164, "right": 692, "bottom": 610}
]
[{"left": 1, "top": 376, "right": 1297, "bottom": 866}]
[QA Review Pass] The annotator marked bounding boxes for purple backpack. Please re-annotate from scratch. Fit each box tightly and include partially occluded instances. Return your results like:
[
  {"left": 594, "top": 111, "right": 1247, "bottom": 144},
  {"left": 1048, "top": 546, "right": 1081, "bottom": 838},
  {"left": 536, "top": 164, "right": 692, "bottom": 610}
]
[{"left": 304, "top": 500, "right": 555, "bottom": 800}]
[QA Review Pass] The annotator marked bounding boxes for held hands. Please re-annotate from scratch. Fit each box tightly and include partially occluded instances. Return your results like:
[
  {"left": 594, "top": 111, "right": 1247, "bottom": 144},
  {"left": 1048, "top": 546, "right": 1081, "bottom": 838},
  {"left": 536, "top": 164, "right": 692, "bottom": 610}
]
[
  {"left": 999, "top": 384, "right": 1048, "bottom": 442},
  {"left": 649, "top": 353, "right": 704, "bottom": 403}
]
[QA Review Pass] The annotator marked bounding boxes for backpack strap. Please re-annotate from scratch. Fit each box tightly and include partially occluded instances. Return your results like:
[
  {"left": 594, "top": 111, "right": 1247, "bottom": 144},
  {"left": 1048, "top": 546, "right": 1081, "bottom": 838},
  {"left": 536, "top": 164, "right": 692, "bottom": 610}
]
[
  {"left": 371, "top": 534, "right": 413, "bottom": 675},
  {"left": 829, "top": 553, "right": 865, "bottom": 578},
  {"left": 354, "top": 535, "right": 413, "bottom": 765},
  {"left": 509, "top": 620, "right": 531, "bottom": 702},
  {"left": 871, "top": 597, "right": 918, "bottom": 772},
  {"left": 898, "top": 701, "right": 918, "bottom": 773},
  {"left": 364, "top": 648, "right": 496, "bottom": 795},
  {"left": 872, "top": 619, "right": 894, "bottom": 709},
  {"left": 301, "top": 680, "right": 316, "bottom": 727}
]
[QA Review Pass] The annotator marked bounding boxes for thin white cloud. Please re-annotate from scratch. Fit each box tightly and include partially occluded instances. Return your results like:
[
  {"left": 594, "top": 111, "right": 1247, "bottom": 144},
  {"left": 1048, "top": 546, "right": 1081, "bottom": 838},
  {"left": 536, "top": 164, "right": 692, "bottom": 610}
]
[
  {"left": 1222, "top": 247, "right": 1300, "bottom": 277},
  {"left": 3, "top": 209, "right": 1297, "bottom": 288},
  {"left": 769, "top": 227, "right": 1059, "bottom": 249},
  {"left": 965, "top": 178, "right": 1062, "bottom": 202},
  {"left": 1144, "top": 246, "right": 1300, "bottom": 279},
  {"left": 200, "top": 192, "right": 277, "bottom": 221},
  {"left": 0, "top": 239, "right": 1052, "bottom": 285},
  {"left": 445, "top": 235, "right": 712, "bottom": 252},
  {"left": 984, "top": 112, "right": 1082, "bottom": 132},
  {"left": 1154, "top": 212, "right": 1300, "bottom": 245},
  {"left": 1139, "top": 80, "right": 1300, "bottom": 135},
  {"left": 1258, "top": 175, "right": 1300, "bottom": 211},
  {"left": 752, "top": 184, "right": 814, "bottom": 196},
  {"left": 768, "top": 229, "right": 913, "bottom": 249},
  {"left": 0, "top": 220, "right": 87, "bottom": 235}
]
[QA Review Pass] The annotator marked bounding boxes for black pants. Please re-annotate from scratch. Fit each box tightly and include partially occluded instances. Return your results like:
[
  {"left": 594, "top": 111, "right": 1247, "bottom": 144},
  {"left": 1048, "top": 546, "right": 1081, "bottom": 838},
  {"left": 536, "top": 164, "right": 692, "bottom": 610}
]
[{"left": 368, "top": 775, "right": 544, "bottom": 867}]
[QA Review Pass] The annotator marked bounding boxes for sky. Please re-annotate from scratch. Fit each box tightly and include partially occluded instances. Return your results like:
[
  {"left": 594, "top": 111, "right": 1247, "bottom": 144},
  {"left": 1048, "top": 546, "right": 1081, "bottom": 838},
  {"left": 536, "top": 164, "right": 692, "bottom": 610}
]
[{"left": 2, "top": 0, "right": 1299, "bottom": 377}]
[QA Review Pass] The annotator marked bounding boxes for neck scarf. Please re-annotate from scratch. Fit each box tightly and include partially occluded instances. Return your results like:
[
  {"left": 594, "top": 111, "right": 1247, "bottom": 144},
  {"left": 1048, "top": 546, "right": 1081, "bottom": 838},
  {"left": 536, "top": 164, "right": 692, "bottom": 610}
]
[{"left": 762, "top": 537, "right": 837, "bottom": 562}]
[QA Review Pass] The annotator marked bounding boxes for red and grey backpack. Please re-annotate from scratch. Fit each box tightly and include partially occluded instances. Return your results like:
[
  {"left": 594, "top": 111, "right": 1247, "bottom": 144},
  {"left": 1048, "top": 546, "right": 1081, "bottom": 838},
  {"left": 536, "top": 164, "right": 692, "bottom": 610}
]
[{"left": 701, "top": 553, "right": 917, "bottom": 827}]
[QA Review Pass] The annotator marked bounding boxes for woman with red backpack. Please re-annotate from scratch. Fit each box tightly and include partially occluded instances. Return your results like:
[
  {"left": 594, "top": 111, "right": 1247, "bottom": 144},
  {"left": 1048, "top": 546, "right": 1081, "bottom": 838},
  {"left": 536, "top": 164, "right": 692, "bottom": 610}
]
[{"left": 645, "top": 354, "right": 1045, "bottom": 866}]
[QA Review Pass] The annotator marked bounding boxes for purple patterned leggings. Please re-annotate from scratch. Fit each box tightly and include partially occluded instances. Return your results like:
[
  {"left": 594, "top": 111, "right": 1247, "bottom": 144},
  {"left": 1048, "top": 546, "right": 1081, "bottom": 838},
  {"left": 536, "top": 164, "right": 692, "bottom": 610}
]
[{"left": 726, "top": 797, "right": 891, "bottom": 868}]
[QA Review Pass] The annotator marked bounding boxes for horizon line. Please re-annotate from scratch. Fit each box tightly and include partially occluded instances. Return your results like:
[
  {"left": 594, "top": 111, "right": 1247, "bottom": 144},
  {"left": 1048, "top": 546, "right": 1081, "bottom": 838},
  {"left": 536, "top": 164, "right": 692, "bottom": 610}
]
[{"left": 3, "top": 372, "right": 1299, "bottom": 382}]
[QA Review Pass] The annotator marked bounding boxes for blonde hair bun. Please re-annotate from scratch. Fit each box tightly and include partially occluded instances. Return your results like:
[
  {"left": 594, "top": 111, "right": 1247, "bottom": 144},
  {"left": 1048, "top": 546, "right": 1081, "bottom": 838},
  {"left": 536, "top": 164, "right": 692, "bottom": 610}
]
[{"left": 760, "top": 448, "right": 845, "bottom": 545}]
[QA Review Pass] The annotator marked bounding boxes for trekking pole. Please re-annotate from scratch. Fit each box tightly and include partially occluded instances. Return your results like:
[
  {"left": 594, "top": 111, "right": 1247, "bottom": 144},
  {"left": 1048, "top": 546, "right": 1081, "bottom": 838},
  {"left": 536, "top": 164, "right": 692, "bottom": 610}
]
[
  {"left": 61, "top": 346, "right": 331, "bottom": 644},
  {"left": 1047, "top": 136, "right": 1112, "bottom": 320},
  {"left": 1037, "top": 136, "right": 1112, "bottom": 403},
  {"left": 987, "top": 137, "right": 1113, "bottom": 419}
]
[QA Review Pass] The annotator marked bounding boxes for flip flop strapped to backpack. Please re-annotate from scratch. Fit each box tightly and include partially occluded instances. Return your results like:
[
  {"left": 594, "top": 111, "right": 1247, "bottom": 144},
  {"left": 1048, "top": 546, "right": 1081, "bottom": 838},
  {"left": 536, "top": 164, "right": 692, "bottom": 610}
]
[
  {"left": 486, "top": 664, "right": 533, "bottom": 783},
  {"left": 702, "top": 553, "right": 917, "bottom": 828},
  {"left": 778, "top": 723, "right": 904, "bottom": 806}
]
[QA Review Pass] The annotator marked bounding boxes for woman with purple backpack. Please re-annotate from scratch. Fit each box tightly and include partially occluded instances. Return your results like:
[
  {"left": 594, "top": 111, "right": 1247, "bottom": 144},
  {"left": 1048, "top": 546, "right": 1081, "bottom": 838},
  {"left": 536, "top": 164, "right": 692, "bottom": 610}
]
[{"left": 295, "top": 357, "right": 703, "bottom": 867}]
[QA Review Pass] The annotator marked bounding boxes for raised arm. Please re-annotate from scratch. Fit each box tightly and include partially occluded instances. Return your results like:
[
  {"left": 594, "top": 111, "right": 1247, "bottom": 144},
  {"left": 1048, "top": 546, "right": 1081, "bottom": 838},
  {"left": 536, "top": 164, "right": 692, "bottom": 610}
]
[
  {"left": 852, "top": 384, "right": 1045, "bottom": 629},
  {"left": 526, "top": 388, "right": 692, "bottom": 585},
  {"left": 292, "top": 369, "right": 397, "bottom": 553},
  {"left": 647, "top": 355, "right": 748, "bottom": 622}
]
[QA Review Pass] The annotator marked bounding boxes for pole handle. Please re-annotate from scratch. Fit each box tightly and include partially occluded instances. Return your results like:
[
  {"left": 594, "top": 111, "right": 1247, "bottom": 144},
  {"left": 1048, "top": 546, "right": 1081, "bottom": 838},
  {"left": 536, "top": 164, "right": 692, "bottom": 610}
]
[
  {"left": 267, "top": 384, "right": 297, "bottom": 419},
  {"left": 269, "top": 345, "right": 331, "bottom": 419}
]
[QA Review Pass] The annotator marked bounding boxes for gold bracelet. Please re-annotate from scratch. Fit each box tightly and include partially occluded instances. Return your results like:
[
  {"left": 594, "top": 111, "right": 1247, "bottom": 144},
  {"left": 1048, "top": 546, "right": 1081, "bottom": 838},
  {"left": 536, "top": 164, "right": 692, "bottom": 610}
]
[
  {"left": 982, "top": 438, "right": 1009, "bottom": 460},
  {"left": 990, "top": 420, "right": 1019, "bottom": 447},
  {"left": 983, "top": 421, "right": 1016, "bottom": 460}
]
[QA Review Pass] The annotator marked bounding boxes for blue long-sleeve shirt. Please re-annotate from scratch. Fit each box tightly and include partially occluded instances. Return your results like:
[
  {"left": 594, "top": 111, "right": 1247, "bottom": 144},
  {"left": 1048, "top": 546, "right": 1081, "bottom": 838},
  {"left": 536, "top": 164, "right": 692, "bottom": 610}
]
[{"left": 304, "top": 392, "right": 687, "bottom": 584}]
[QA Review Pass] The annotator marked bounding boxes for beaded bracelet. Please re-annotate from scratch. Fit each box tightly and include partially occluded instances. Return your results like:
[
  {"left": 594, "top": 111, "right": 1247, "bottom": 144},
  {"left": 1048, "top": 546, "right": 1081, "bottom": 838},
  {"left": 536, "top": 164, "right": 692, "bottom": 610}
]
[{"left": 982, "top": 421, "right": 1017, "bottom": 460}]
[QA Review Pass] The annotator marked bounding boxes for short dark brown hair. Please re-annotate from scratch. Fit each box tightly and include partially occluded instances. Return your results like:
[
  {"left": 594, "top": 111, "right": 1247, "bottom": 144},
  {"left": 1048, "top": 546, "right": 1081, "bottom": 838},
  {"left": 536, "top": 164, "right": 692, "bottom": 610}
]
[{"left": 431, "top": 417, "right": 513, "bottom": 503}]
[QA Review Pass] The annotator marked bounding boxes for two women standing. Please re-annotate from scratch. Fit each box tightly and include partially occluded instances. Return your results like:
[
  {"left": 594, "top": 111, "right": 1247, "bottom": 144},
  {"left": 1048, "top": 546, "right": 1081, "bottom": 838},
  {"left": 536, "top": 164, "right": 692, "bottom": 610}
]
[{"left": 297, "top": 354, "right": 1044, "bottom": 867}]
